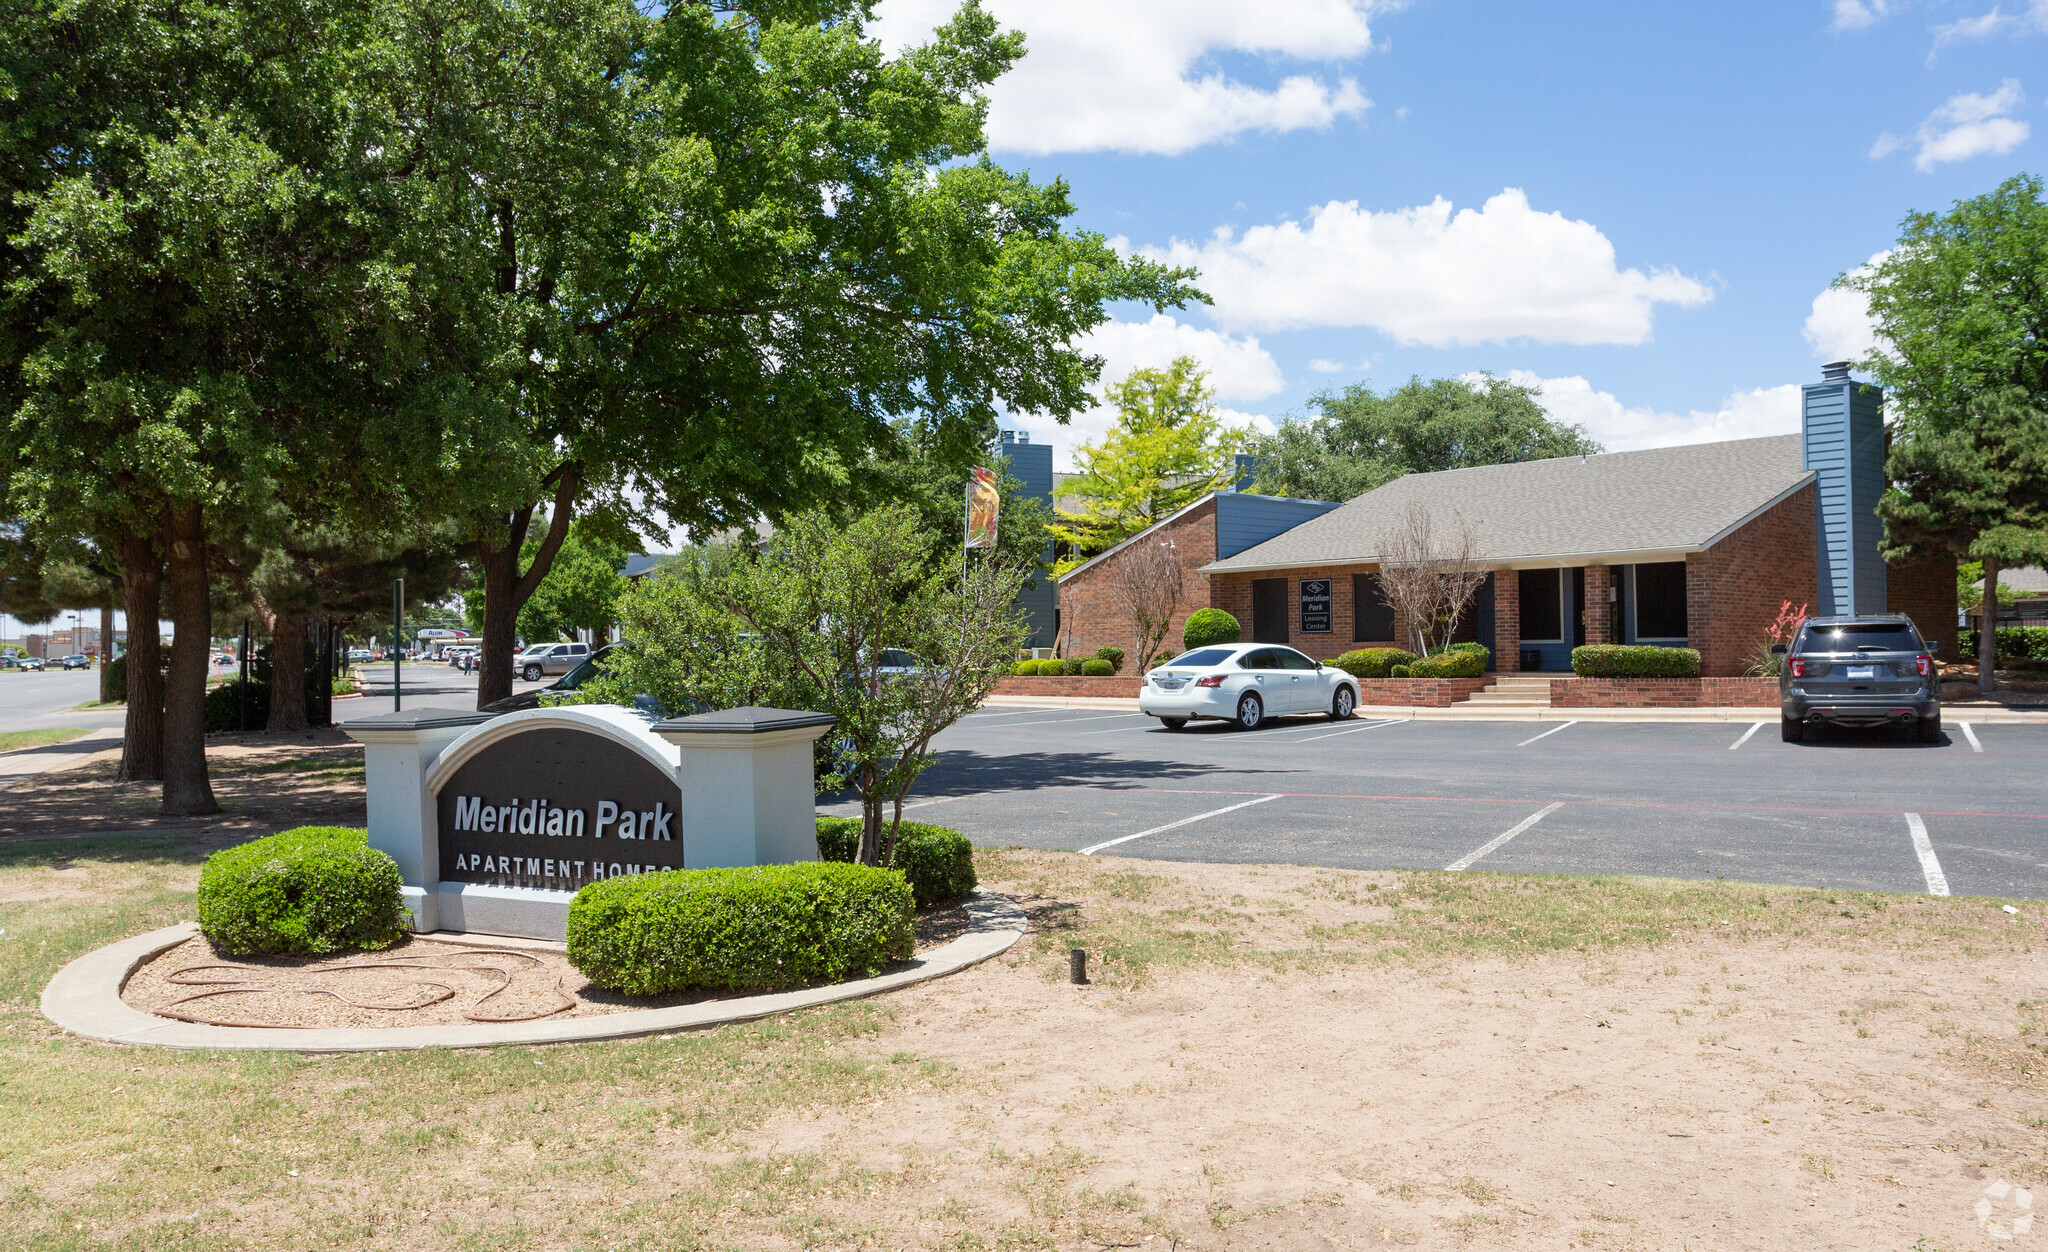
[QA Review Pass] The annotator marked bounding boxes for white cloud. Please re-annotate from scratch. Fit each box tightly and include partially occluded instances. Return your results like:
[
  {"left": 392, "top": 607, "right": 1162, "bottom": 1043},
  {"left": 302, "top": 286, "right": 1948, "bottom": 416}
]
[
  {"left": 1872, "top": 80, "right": 2031, "bottom": 171},
  {"left": 1833, "top": 0, "right": 1896, "bottom": 30},
  {"left": 1501, "top": 371, "right": 1803, "bottom": 453},
  {"left": 1803, "top": 252, "right": 1888, "bottom": 362},
  {"left": 1006, "top": 315, "right": 1282, "bottom": 470},
  {"left": 871, "top": 0, "right": 1382, "bottom": 155},
  {"left": 1308, "top": 359, "right": 1350, "bottom": 373},
  {"left": 1136, "top": 189, "right": 1712, "bottom": 347},
  {"left": 1933, "top": 0, "right": 2048, "bottom": 45}
]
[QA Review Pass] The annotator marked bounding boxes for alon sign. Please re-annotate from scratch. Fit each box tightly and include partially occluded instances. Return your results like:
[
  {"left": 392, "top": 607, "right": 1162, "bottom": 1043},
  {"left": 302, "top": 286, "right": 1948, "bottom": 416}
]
[{"left": 434, "top": 724, "right": 684, "bottom": 890}]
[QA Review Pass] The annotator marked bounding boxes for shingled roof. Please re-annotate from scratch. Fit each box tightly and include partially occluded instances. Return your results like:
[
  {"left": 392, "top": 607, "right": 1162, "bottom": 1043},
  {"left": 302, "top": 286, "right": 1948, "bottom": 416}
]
[{"left": 1203, "top": 434, "right": 1813, "bottom": 573}]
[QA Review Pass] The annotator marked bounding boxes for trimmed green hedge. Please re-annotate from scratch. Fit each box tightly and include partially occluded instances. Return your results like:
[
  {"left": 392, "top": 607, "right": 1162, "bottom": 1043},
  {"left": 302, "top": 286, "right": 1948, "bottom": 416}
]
[
  {"left": 1010, "top": 659, "right": 1043, "bottom": 676},
  {"left": 1333, "top": 647, "right": 1417, "bottom": 678},
  {"left": 1571, "top": 644, "right": 1702, "bottom": 677},
  {"left": 197, "top": 826, "right": 409, "bottom": 957},
  {"left": 1081, "top": 658, "right": 1115, "bottom": 676},
  {"left": 566, "top": 863, "right": 914, "bottom": 995},
  {"left": 1094, "top": 646, "right": 1125, "bottom": 674},
  {"left": 1181, "top": 608, "right": 1241, "bottom": 651},
  {"left": 1389, "top": 664, "right": 1412, "bottom": 678},
  {"left": 1958, "top": 625, "right": 2048, "bottom": 662},
  {"left": 1410, "top": 646, "right": 1487, "bottom": 679},
  {"left": 816, "top": 817, "right": 977, "bottom": 907}
]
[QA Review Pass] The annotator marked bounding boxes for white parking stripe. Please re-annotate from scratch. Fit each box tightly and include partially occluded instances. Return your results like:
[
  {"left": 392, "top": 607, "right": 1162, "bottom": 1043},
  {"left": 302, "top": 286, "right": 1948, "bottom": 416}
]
[
  {"left": 1515, "top": 722, "right": 1578, "bottom": 748},
  {"left": 1292, "top": 719, "right": 1403, "bottom": 744},
  {"left": 1073, "top": 721, "right": 1165, "bottom": 735},
  {"left": 994, "top": 713, "right": 1151, "bottom": 729},
  {"left": 967, "top": 708, "right": 1062, "bottom": 719},
  {"left": 1960, "top": 722, "right": 1983, "bottom": 753},
  {"left": 1729, "top": 721, "right": 1765, "bottom": 750},
  {"left": 1079, "top": 794, "right": 1284, "bottom": 856},
  {"left": 1445, "top": 803, "right": 1565, "bottom": 872},
  {"left": 1905, "top": 812, "right": 1951, "bottom": 896}
]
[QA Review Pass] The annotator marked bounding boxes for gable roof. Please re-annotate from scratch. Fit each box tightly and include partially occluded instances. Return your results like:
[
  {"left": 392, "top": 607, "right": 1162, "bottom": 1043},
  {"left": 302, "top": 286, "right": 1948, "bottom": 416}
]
[{"left": 1203, "top": 434, "right": 1813, "bottom": 573}]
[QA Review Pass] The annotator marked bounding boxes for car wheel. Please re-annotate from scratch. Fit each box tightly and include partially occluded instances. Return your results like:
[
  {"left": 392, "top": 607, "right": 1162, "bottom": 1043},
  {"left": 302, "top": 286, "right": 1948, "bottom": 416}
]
[
  {"left": 1233, "top": 692, "right": 1264, "bottom": 731},
  {"left": 522, "top": 664, "right": 542, "bottom": 682},
  {"left": 1329, "top": 686, "right": 1356, "bottom": 721},
  {"left": 1916, "top": 713, "right": 1942, "bottom": 744},
  {"left": 1780, "top": 715, "right": 1804, "bottom": 743},
  {"left": 1160, "top": 717, "right": 1188, "bottom": 731}
]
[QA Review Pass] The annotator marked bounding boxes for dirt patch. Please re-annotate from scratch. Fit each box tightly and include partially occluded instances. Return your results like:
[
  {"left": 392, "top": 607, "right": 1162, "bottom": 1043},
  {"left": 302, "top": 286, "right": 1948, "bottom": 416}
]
[{"left": 120, "top": 906, "right": 981, "bottom": 1030}]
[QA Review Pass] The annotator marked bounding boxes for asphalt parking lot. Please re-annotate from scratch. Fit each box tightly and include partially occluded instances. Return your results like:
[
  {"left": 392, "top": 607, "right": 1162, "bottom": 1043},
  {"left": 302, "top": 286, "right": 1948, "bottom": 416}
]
[{"left": 828, "top": 705, "right": 2048, "bottom": 899}]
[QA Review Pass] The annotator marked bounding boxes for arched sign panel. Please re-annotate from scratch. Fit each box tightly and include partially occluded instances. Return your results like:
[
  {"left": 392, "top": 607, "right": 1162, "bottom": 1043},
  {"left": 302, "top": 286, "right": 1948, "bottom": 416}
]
[{"left": 433, "top": 726, "right": 685, "bottom": 890}]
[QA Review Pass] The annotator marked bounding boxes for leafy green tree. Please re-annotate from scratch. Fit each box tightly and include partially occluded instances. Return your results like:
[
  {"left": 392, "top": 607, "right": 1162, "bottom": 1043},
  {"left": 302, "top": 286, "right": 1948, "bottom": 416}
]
[
  {"left": 858, "top": 417, "right": 1055, "bottom": 581},
  {"left": 1850, "top": 174, "right": 2048, "bottom": 694},
  {"left": 463, "top": 519, "right": 630, "bottom": 644},
  {"left": 596, "top": 507, "right": 1028, "bottom": 866},
  {"left": 1051, "top": 357, "right": 1245, "bottom": 568},
  {"left": 1248, "top": 375, "right": 1603, "bottom": 502}
]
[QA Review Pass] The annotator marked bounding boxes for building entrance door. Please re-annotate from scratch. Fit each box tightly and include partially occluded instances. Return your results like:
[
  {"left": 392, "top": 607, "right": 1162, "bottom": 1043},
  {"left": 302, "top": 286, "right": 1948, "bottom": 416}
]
[{"left": 1251, "top": 578, "right": 1288, "bottom": 643}]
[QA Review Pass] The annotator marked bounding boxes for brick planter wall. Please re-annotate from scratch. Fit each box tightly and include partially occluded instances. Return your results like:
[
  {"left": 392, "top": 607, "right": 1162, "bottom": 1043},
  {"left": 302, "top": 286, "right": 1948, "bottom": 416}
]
[
  {"left": 1549, "top": 677, "right": 1781, "bottom": 707},
  {"left": 994, "top": 676, "right": 1143, "bottom": 698},
  {"left": 1350, "top": 677, "right": 1491, "bottom": 707}
]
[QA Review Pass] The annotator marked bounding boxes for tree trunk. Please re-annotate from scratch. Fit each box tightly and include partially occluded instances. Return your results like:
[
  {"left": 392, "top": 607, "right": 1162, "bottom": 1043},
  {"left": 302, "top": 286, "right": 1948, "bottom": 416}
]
[
  {"left": 473, "top": 464, "right": 582, "bottom": 707},
  {"left": 161, "top": 503, "right": 219, "bottom": 815},
  {"left": 98, "top": 600, "right": 119, "bottom": 705},
  {"left": 1980, "top": 555, "right": 2001, "bottom": 697},
  {"left": 265, "top": 603, "right": 309, "bottom": 733},
  {"left": 118, "top": 530, "right": 164, "bottom": 783}
]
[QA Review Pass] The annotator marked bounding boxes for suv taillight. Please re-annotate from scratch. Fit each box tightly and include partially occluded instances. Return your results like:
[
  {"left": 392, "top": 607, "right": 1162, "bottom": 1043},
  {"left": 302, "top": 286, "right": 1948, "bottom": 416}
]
[
  {"left": 1916, "top": 654, "right": 1932, "bottom": 678},
  {"left": 1789, "top": 658, "right": 1806, "bottom": 678},
  {"left": 1195, "top": 675, "right": 1225, "bottom": 688}
]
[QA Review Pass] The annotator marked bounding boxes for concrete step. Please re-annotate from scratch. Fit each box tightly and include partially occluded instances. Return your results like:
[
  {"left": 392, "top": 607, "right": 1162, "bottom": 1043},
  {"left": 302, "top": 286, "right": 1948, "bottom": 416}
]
[{"left": 1462, "top": 695, "right": 1552, "bottom": 706}]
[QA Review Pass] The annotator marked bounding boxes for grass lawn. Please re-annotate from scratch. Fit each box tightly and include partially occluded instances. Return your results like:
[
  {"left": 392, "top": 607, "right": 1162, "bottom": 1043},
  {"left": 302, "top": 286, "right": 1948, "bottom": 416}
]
[
  {"left": 3, "top": 832, "right": 2044, "bottom": 1249},
  {"left": 0, "top": 727, "right": 91, "bottom": 754}
]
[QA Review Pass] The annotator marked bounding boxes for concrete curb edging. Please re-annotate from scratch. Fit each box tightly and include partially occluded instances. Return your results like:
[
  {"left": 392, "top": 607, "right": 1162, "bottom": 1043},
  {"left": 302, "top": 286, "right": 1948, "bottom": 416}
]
[{"left": 41, "top": 891, "right": 1027, "bottom": 1053}]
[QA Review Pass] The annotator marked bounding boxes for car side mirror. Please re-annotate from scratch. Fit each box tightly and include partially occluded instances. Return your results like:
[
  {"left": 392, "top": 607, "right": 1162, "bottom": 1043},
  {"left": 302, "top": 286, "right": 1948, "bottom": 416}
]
[
  {"left": 1927, "top": 640, "right": 1941, "bottom": 654},
  {"left": 1769, "top": 643, "right": 1787, "bottom": 655}
]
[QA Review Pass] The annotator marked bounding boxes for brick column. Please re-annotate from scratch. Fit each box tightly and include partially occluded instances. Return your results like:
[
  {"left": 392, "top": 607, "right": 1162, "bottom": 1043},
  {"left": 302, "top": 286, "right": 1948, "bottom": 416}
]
[
  {"left": 1492, "top": 569, "right": 1519, "bottom": 673},
  {"left": 1583, "top": 565, "right": 1613, "bottom": 644}
]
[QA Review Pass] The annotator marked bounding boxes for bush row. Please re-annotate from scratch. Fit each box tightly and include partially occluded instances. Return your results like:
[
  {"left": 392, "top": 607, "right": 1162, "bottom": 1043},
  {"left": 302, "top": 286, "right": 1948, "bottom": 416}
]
[
  {"left": 1570, "top": 644, "right": 1702, "bottom": 677},
  {"left": 1956, "top": 625, "right": 2048, "bottom": 662},
  {"left": 1332, "top": 648, "right": 1415, "bottom": 678},
  {"left": 1012, "top": 657, "right": 1116, "bottom": 677},
  {"left": 1334, "top": 642, "right": 1488, "bottom": 679}
]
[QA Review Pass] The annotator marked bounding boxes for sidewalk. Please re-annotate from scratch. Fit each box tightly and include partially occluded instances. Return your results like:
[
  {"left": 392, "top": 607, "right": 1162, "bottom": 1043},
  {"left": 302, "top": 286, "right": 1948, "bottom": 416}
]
[
  {"left": 981, "top": 694, "right": 2048, "bottom": 724},
  {"left": 0, "top": 727, "right": 124, "bottom": 783}
]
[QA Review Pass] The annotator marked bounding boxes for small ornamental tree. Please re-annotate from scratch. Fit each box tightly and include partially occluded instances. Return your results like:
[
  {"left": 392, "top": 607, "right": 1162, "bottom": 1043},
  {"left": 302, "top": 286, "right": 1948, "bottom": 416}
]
[
  {"left": 1375, "top": 503, "right": 1487, "bottom": 657},
  {"left": 1103, "top": 538, "right": 1194, "bottom": 673}
]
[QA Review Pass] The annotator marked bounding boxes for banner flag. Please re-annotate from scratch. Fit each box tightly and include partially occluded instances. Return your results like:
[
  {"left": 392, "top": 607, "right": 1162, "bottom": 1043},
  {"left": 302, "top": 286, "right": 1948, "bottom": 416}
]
[{"left": 965, "top": 467, "right": 1000, "bottom": 549}]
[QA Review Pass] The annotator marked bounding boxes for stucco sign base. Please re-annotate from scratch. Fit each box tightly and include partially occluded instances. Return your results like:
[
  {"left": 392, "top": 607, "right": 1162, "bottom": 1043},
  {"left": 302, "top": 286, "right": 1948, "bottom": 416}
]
[{"left": 42, "top": 892, "right": 1025, "bottom": 1053}]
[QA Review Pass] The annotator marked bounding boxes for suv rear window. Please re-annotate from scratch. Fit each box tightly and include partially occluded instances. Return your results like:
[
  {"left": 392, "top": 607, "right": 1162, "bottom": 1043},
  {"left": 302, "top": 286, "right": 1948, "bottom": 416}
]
[
  {"left": 1796, "top": 623, "right": 1922, "bottom": 653},
  {"left": 1163, "top": 649, "right": 1236, "bottom": 668}
]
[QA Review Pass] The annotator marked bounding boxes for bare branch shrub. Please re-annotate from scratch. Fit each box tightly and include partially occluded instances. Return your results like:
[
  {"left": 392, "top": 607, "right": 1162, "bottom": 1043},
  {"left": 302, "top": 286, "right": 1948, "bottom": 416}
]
[
  {"left": 1376, "top": 503, "right": 1487, "bottom": 657},
  {"left": 1106, "top": 538, "right": 1192, "bottom": 673}
]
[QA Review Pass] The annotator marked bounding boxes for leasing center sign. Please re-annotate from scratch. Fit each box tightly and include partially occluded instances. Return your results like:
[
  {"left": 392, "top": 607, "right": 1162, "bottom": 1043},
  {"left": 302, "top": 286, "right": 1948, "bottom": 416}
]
[{"left": 433, "top": 724, "right": 684, "bottom": 889}]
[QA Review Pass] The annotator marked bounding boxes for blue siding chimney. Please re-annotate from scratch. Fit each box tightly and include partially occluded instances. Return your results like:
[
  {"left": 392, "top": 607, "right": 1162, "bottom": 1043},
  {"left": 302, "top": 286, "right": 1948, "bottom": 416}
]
[
  {"left": 1802, "top": 361, "right": 1886, "bottom": 615},
  {"left": 998, "top": 430, "right": 1057, "bottom": 648}
]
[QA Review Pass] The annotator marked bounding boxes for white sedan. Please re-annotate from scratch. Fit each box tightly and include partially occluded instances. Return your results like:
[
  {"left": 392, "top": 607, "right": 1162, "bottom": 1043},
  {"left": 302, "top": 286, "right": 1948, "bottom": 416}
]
[{"left": 1139, "top": 643, "right": 1358, "bottom": 731}]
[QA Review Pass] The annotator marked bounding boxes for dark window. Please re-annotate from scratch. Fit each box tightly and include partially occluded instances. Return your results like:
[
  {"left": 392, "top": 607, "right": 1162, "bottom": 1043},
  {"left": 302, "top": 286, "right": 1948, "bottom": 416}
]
[
  {"left": 1238, "top": 649, "right": 1279, "bottom": 669},
  {"left": 1353, "top": 573, "right": 1396, "bottom": 642},
  {"left": 1165, "top": 648, "right": 1236, "bottom": 668},
  {"left": 1518, "top": 569, "right": 1562, "bottom": 641},
  {"left": 1275, "top": 648, "right": 1319, "bottom": 670},
  {"left": 1795, "top": 623, "right": 1922, "bottom": 653},
  {"left": 1251, "top": 578, "right": 1289, "bottom": 643},
  {"left": 1634, "top": 562, "right": 1688, "bottom": 639}
]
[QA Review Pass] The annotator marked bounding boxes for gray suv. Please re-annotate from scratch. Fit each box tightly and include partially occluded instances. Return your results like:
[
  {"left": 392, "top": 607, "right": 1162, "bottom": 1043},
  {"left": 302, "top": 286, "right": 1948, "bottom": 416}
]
[
  {"left": 513, "top": 641, "right": 591, "bottom": 682},
  {"left": 1777, "top": 613, "right": 1941, "bottom": 743}
]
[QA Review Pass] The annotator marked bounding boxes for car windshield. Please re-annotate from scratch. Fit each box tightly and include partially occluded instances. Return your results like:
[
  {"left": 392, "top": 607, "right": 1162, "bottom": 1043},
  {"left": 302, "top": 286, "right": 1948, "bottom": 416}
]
[
  {"left": 1163, "top": 648, "right": 1237, "bottom": 668},
  {"left": 1797, "top": 623, "right": 1921, "bottom": 652}
]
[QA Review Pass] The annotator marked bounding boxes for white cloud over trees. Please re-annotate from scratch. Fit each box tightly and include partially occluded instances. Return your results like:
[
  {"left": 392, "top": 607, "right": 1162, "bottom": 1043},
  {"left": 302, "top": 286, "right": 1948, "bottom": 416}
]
[{"left": 1870, "top": 80, "right": 2031, "bottom": 170}]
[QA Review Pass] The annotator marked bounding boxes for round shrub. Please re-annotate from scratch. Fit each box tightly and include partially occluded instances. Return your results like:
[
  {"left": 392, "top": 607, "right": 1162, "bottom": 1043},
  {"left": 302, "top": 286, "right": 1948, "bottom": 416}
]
[
  {"left": 1182, "top": 608, "right": 1240, "bottom": 651},
  {"left": 1011, "top": 659, "right": 1040, "bottom": 676},
  {"left": 197, "top": 826, "right": 409, "bottom": 957},
  {"left": 567, "top": 862, "right": 914, "bottom": 995},
  {"left": 1081, "top": 658, "right": 1115, "bottom": 677},
  {"left": 1570, "top": 644, "right": 1702, "bottom": 677},
  {"left": 1060, "top": 657, "right": 1086, "bottom": 676},
  {"left": 1410, "top": 648, "right": 1485, "bottom": 679},
  {"left": 1333, "top": 647, "right": 1417, "bottom": 678},
  {"left": 816, "top": 817, "right": 978, "bottom": 907},
  {"left": 1388, "top": 664, "right": 1413, "bottom": 678},
  {"left": 1094, "top": 645, "right": 1125, "bottom": 674}
]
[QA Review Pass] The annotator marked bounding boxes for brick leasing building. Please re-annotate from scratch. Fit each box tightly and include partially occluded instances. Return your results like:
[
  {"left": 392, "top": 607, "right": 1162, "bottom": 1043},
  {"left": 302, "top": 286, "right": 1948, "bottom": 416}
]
[{"left": 1058, "top": 430, "right": 1957, "bottom": 680}]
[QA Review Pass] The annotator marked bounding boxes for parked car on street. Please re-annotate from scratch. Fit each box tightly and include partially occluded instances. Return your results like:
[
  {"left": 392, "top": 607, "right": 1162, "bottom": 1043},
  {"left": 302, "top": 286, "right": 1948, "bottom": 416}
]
[
  {"left": 1138, "top": 643, "right": 1359, "bottom": 731},
  {"left": 512, "top": 641, "right": 591, "bottom": 683},
  {"left": 0, "top": 656, "right": 20, "bottom": 670},
  {"left": 17, "top": 656, "right": 46, "bottom": 671},
  {"left": 1777, "top": 612, "right": 1941, "bottom": 742},
  {"left": 56, "top": 654, "right": 92, "bottom": 670},
  {"left": 347, "top": 649, "right": 373, "bottom": 664}
]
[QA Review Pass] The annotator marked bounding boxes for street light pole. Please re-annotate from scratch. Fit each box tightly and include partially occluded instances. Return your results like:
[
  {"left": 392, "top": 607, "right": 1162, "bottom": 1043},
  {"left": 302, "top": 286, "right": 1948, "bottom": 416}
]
[{"left": 392, "top": 578, "right": 404, "bottom": 713}]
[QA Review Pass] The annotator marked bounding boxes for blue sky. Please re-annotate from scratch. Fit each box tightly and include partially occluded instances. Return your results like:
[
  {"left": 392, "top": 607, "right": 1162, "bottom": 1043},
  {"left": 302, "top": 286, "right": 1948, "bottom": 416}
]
[{"left": 878, "top": 0, "right": 2048, "bottom": 469}]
